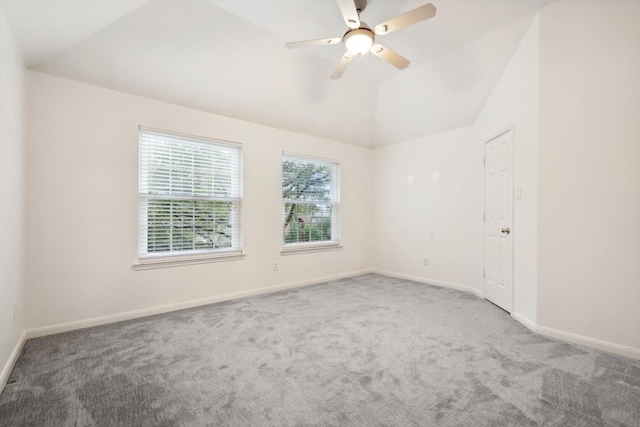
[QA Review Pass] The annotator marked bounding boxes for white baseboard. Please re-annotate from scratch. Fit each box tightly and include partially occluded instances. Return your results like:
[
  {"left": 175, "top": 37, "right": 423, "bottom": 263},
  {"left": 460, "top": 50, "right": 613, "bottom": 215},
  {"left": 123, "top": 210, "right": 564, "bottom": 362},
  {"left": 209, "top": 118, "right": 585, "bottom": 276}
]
[
  {"left": 536, "top": 325, "right": 640, "bottom": 360},
  {"left": 373, "top": 269, "right": 640, "bottom": 360},
  {"left": 511, "top": 312, "right": 639, "bottom": 360},
  {"left": 0, "top": 330, "right": 27, "bottom": 392},
  {"left": 26, "top": 269, "right": 372, "bottom": 339},
  {"left": 372, "top": 269, "right": 483, "bottom": 298},
  {"left": 511, "top": 311, "right": 536, "bottom": 332},
  {"left": 15, "top": 269, "right": 640, "bottom": 367}
]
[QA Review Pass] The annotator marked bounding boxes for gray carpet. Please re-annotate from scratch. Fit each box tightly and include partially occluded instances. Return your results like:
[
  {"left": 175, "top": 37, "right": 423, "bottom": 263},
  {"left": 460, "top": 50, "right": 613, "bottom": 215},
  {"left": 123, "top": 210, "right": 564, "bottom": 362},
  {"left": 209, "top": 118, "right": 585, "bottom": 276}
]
[{"left": 1, "top": 274, "right": 639, "bottom": 426}]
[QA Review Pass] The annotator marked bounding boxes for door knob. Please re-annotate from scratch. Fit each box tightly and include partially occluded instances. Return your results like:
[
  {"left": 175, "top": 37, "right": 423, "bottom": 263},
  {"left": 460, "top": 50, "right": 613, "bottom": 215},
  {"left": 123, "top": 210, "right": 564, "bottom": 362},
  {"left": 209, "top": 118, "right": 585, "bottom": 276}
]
[{"left": 501, "top": 228, "right": 511, "bottom": 234}]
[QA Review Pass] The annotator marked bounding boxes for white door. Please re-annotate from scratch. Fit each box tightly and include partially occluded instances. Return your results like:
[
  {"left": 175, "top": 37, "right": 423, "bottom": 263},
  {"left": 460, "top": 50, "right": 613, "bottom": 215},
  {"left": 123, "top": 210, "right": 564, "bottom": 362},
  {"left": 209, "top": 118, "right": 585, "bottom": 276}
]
[{"left": 484, "top": 129, "right": 513, "bottom": 313}]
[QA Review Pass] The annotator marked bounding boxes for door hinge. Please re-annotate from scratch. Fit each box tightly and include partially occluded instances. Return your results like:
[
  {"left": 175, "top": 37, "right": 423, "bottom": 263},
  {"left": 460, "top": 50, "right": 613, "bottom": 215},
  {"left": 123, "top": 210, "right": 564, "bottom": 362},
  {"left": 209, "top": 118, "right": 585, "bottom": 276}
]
[
  {"left": 483, "top": 270, "right": 486, "bottom": 278},
  {"left": 483, "top": 157, "right": 486, "bottom": 166},
  {"left": 483, "top": 213, "right": 486, "bottom": 222}
]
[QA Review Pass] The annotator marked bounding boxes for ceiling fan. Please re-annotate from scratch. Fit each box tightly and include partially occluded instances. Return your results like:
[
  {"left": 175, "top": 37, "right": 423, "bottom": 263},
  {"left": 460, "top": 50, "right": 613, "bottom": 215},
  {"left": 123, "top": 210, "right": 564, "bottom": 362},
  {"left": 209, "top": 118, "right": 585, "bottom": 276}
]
[{"left": 285, "top": 0, "right": 437, "bottom": 79}]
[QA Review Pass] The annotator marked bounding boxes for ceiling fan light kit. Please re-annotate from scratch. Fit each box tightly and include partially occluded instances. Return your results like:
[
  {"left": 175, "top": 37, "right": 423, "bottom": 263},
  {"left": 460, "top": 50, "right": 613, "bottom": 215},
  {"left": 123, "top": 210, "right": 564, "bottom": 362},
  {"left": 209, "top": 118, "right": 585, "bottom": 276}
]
[
  {"left": 343, "top": 28, "right": 374, "bottom": 55},
  {"left": 285, "top": 0, "right": 437, "bottom": 79}
]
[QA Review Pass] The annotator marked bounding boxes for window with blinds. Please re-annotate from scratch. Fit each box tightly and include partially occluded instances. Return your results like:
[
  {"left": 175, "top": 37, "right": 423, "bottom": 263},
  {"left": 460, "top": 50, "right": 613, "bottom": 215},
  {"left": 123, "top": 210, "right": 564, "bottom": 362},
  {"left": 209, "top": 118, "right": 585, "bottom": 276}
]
[
  {"left": 138, "top": 127, "right": 242, "bottom": 260},
  {"left": 282, "top": 153, "right": 340, "bottom": 247}
]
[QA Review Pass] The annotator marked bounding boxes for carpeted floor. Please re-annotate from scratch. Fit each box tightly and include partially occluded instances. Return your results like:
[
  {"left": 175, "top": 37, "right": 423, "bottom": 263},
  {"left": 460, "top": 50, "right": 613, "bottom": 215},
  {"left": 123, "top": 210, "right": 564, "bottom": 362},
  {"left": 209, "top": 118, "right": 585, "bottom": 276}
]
[{"left": 1, "top": 273, "right": 639, "bottom": 426}]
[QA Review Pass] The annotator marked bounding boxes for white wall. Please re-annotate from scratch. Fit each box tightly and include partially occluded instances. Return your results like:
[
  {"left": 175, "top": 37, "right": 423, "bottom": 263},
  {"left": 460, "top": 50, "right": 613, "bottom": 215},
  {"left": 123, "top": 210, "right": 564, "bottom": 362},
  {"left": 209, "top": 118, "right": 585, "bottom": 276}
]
[
  {"left": 537, "top": 0, "right": 640, "bottom": 352},
  {"left": 474, "top": 14, "right": 539, "bottom": 325},
  {"left": 370, "top": 15, "right": 540, "bottom": 302},
  {"left": 0, "top": 6, "right": 28, "bottom": 383},
  {"left": 370, "top": 3, "right": 640, "bottom": 358},
  {"left": 370, "top": 127, "right": 479, "bottom": 293},
  {"left": 9, "top": 0, "right": 640, "bottom": 362},
  {"left": 26, "top": 72, "right": 372, "bottom": 331}
]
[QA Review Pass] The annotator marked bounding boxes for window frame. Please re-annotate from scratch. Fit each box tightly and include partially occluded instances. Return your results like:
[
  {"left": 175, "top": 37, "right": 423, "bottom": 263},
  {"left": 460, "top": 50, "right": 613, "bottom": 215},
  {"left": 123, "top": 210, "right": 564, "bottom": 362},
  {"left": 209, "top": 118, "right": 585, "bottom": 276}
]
[
  {"left": 281, "top": 152, "right": 341, "bottom": 255},
  {"left": 135, "top": 126, "right": 244, "bottom": 270}
]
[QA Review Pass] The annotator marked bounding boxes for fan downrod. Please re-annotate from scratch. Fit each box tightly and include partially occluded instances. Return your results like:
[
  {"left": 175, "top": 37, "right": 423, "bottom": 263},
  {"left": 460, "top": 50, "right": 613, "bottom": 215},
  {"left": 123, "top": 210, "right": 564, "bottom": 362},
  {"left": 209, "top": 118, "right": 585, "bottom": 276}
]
[{"left": 354, "top": 0, "right": 367, "bottom": 14}]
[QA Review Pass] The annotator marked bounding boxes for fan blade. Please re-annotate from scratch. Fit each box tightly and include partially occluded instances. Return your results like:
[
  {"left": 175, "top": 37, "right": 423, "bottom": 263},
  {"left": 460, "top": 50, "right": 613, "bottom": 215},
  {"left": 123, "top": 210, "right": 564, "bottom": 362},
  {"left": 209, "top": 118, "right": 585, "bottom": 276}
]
[
  {"left": 374, "top": 3, "right": 436, "bottom": 35},
  {"left": 331, "top": 51, "right": 354, "bottom": 79},
  {"left": 370, "top": 44, "right": 410, "bottom": 69},
  {"left": 286, "top": 38, "right": 342, "bottom": 49},
  {"left": 337, "top": 0, "right": 360, "bottom": 29}
]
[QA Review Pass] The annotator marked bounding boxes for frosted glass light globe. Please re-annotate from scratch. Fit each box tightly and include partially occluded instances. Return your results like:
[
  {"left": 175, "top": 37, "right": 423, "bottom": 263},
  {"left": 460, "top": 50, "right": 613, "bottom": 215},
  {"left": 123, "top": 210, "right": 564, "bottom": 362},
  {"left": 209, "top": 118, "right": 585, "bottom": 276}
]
[{"left": 344, "top": 29, "right": 374, "bottom": 55}]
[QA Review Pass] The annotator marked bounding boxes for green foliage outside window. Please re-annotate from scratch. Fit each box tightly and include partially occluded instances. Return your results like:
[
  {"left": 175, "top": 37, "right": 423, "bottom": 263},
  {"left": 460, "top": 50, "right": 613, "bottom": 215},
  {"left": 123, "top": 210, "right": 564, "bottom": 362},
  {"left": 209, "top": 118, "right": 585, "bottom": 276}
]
[
  {"left": 283, "top": 208, "right": 332, "bottom": 243},
  {"left": 282, "top": 159, "right": 336, "bottom": 244}
]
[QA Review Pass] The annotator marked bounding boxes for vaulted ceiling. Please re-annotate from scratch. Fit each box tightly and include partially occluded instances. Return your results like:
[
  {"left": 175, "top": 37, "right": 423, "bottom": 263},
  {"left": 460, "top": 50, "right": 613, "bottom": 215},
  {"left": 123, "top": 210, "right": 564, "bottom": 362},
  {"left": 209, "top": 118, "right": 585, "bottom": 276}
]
[{"left": 1, "top": 0, "right": 554, "bottom": 147}]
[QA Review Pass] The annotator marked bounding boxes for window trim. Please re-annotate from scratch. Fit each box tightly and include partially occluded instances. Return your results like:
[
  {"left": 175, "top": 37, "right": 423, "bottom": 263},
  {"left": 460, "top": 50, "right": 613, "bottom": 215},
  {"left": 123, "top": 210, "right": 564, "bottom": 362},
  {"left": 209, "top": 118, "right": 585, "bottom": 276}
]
[
  {"left": 281, "top": 152, "right": 341, "bottom": 254},
  {"left": 280, "top": 241, "right": 342, "bottom": 256},
  {"left": 136, "top": 126, "right": 243, "bottom": 267},
  {"left": 133, "top": 250, "right": 246, "bottom": 270}
]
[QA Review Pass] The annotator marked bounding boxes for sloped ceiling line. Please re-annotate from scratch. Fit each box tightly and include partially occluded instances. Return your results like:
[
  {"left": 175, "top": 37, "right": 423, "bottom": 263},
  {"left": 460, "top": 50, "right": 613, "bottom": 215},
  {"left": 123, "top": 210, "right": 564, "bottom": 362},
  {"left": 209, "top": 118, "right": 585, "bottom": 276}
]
[{"left": 1, "top": 0, "right": 554, "bottom": 147}]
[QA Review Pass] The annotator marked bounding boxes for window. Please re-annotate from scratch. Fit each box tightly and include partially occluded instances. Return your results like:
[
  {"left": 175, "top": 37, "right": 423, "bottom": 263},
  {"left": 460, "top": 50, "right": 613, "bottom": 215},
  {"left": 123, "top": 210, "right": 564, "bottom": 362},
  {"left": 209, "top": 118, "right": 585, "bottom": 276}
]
[
  {"left": 138, "top": 127, "right": 242, "bottom": 265},
  {"left": 282, "top": 153, "right": 340, "bottom": 252}
]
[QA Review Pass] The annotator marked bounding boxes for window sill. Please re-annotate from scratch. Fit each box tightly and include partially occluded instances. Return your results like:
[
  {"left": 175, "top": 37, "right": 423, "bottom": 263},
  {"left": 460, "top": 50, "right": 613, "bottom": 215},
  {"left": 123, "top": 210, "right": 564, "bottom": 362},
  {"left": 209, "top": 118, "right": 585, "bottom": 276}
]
[
  {"left": 280, "top": 242, "right": 342, "bottom": 256},
  {"left": 133, "top": 251, "right": 245, "bottom": 270}
]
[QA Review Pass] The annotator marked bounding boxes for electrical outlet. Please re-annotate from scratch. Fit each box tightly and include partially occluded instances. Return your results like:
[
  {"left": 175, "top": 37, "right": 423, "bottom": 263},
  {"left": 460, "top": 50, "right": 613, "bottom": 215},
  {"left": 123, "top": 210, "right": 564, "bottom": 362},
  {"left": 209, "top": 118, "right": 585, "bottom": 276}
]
[
  {"left": 423, "top": 257, "right": 429, "bottom": 266},
  {"left": 273, "top": 263, "right": 279, "bottom": 271}
]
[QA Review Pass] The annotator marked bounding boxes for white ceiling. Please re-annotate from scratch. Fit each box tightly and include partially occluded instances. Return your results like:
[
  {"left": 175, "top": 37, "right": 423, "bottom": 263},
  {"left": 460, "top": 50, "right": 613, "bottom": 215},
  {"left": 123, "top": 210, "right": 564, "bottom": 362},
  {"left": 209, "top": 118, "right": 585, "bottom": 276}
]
[{"left": 1, "top": 0, "right": 554, "bottom": 147}]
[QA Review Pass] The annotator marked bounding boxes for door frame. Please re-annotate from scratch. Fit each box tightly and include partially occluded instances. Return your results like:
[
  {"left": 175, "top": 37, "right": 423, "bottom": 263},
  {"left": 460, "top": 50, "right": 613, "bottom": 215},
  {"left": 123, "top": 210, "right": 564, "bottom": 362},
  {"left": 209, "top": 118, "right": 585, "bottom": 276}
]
[{"left": 482, "top": 125, "right": 515, "bottom": 312}]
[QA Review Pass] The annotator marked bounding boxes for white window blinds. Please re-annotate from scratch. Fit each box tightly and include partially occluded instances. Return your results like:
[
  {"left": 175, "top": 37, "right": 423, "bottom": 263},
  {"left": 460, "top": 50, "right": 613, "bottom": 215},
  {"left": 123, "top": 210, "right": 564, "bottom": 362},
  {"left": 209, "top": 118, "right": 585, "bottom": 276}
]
[
  {"left": 282, "top": 153, "right": 340, "bottom": 246},
  {"left": 138, "top": 127, "right": 242, "bottom": 259}
]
